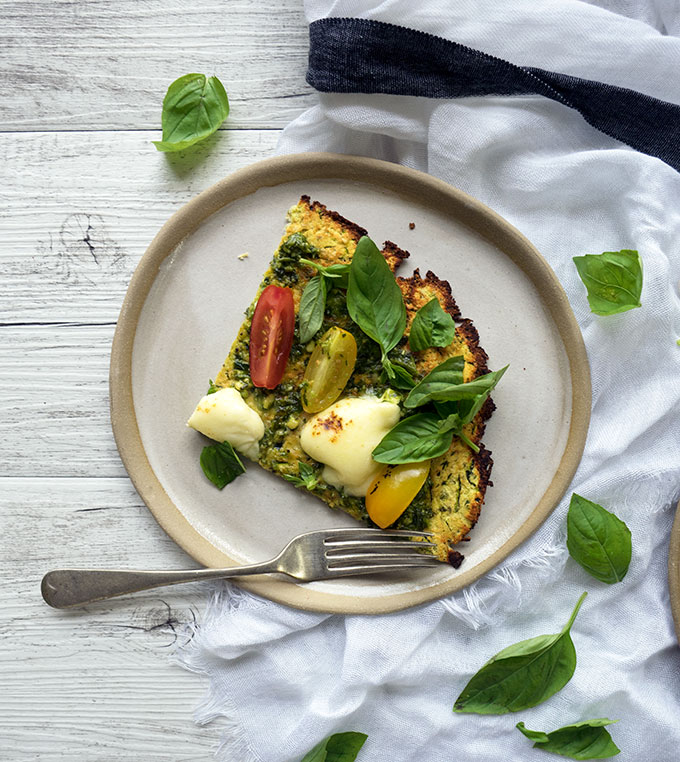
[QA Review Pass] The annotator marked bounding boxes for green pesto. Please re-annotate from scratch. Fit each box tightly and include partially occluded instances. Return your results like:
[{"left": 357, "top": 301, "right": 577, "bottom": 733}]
[
  {"left": 289, "top": 337, "right": 309, "bottom": 363},
  {"left": 280, "top": 232, "right": 319, "bottom": 258},
  {"left": 257, "top": 381, "right": 303, "bottom": 460},
  {"left": 271, "top": 233, "right": 320, "bottom": 286},
  {"left": 332, "top": 493, "right": 370, "bottom": 524}
]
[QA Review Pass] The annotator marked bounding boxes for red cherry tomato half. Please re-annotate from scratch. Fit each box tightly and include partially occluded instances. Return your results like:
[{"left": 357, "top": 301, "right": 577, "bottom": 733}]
[{"left": 249, "top": 285, "right": 295, "bottom": 389}]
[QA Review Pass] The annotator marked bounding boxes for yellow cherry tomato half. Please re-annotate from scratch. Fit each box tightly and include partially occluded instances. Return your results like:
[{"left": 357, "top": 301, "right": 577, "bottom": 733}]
[
  {"left": 365, "top": 461, "right": 431, "bottom": 529},
  {"left": 301, "top": 327, "right": 357, "bottom": 413}
]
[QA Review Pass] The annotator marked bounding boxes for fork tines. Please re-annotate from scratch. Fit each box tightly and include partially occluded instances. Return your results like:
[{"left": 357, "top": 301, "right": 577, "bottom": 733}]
[
  {"left": 322, "top": 528, "right": 441, "bottom": 571},
  {"left": 323, "top": 528, "right": 434, "bottom": 544}
]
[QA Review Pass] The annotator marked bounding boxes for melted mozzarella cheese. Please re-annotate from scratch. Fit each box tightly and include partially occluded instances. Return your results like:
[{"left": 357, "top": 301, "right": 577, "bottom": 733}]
[
  {"left": 187, "top": 387, "right": 264, "bottom": 460},
  {"left": 300, "top": 396, "right": 400, "bottom": 497}
]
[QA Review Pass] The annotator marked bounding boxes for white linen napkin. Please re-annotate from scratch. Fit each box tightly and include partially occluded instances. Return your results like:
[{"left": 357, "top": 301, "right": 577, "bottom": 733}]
[{"left": 177, "top": 2, "right": 680, "bottom": 760}]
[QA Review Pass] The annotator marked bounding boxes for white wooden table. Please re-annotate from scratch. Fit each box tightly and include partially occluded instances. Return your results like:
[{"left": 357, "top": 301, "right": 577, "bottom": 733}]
[{"left": 1, "top": 2, "right": 314, "bottom": 757}]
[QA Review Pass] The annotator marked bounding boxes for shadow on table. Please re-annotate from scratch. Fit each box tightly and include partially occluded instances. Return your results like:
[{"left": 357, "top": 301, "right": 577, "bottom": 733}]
[{"left": 161, "top": 130, "right": 227, "bottom": 179}]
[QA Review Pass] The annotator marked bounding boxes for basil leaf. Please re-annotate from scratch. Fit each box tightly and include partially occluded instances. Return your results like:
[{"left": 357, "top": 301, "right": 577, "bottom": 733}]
[
  {"left": 405, "top": 360, "right": 507, "bottom": 409},
  {"left": 324, "top": 264, "right": 351, "bottom": 287},
  {"left": 199, "top": 441, "right": 245, "bottom": 489},
  {"left": 347, "top": 236, "right": 406, "bottom": 370},
  {"left": 516, "top": 724, "right": 551, "bottom": 744},
  {"left": 567, "top": 494, "right": 632, "bottom": 584},
  {"left": 572, "top": 249, "right": 642, "bottom": 316},
  {"left": 454, "top": 592, "right": 587, "bottom": 714},
  {"left": 206, "top": 379, "right": 219, "bottom": 395},
  {"left": 516, "top": 719, "right": 620, "bottom": 759},
  {"left": 433, "top": 400, "right": 459, "bottom": 418},
  {"left": 387, "top": 363, "right": 417, "bottom": 389},
  {"left": 299, "top": 275, "right": 327, "bottom": 344},
  {"left": 300, "top": 259, "right": 351, "bottom": 288},
  {"left": 434, "top": 400, "right": 484, "bottom": 442},
  {"left": 372, "top": 413, "right": 454, "bottom": 464},
  {"left": 283, "top": 461, "right": 319, "bottom": 490},
  {"left": 409, "top": 298, "right": 457, "bottom": 351},
  {"left": 436, "top": 411, "right": 482, "bottom": 452},
  {"left": 403, "top": 356, "right": 464, "bottom": 407},
  {"left": 438, "top": 412, "right": 463, "bottom": 434},
  {"left": 381, "top": 355, "right": 417, "bottom": 389},
  {"left": 153, "top": 74, "right": 229, "bottom": 152},
  {"left": 456, "top": 395, "right": 486, "bottom": 427},
  {"left": 439, "top": 410, "right": 479, "bottom": 452},
  {"left": 300, "top": 732, "right": 368, "bottom": 762}
]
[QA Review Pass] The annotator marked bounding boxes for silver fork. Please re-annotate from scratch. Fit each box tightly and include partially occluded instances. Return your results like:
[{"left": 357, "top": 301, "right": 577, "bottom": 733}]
[{"left": 41, "top": 528, "right": 439, "bottom": 608}]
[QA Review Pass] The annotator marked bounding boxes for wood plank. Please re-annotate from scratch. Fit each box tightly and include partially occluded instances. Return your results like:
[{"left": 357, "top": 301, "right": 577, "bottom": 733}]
[
  {"left": 1, "top": 477, "right": 196, "bottom": 567},
  {"left": 0, "top": 477, "right": 222, "bottom": 760},
  {"left": 1, "top": 129, "right": 279, "bottom": 324},
  {"left": 0, "top": 324, "right": 123, "bottom": 478},
  {"left": 1, "top": 1, "right": 307, "bottom": 757},
  {"left": 0, "top": 0, "right": 315, "bottom": 131}
]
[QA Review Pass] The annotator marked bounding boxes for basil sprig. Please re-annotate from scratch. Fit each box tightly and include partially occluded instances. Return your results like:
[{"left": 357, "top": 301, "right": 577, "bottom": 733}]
[
  {"left": 454, "top": 592, "right": 587, "bottom": 714},
  {"left": 405, "top": 359, "right": 508, "bottom": 409},
  {"left": 199, "top": 441, "right": 245, "bottom": 489},
  {"left": 153, "top": 73, "right": 229, "bottom": 153},
  {"left": 300, "top": 731, "right": 368, "bottom": 762},
  {"left": 298, "top": 260, "right": 351, "bottom": 344},
  {"left": 300, "top": 258, "right": 351, "bottom": 289},
  {"left": 373, "top": 358, "right": 507, "bottom": 462},
  {"left": 573, "top": 249, "right": 642, "bottom": 316},
  {"left": 567, "top": 494, "right": 632, "bottom": 584},
  {"left": 283, "top": 461, "right": 320, "bottom": 490},
  {"left": 409, "top": 297, "right": 457, "bottom": 351},
  {"left": 346, "top": 236, "right": 410, "bottom": 383},
  {"left": 516, "top": 719, "right": 620, "bottom": 760},
  {"left": 298, "top": 275, "right": 327, "bottom": 344}
]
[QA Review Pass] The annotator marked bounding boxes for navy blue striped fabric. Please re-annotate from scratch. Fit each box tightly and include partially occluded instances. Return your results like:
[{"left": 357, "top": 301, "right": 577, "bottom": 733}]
[{"left": 307, "top": 17, "right": 680, "bottom": 173}]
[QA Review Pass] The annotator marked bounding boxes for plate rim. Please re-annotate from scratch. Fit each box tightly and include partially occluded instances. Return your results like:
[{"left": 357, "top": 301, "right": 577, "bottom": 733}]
[
  {"left": 110, "top": 152, "right": 591, "bottom": 614},
  {"left": 669, "top": 501, "right": 680, "bottom": 644}
]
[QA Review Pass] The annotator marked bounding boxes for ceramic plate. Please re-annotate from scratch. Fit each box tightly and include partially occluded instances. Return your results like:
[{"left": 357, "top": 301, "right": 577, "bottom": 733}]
[{"left": 110, "top": 153, "right": 590, "bottom": 614}]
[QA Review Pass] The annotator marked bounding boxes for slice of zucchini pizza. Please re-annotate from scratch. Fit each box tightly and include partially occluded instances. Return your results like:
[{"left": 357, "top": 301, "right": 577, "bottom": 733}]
[{"left": 188, "top": 196, "right": 503, "bottom": 565}]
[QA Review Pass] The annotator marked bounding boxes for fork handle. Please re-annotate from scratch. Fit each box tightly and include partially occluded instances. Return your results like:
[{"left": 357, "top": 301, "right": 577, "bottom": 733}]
[{"left": 41, "top": 561, "right": 281, "bottom": 609}]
